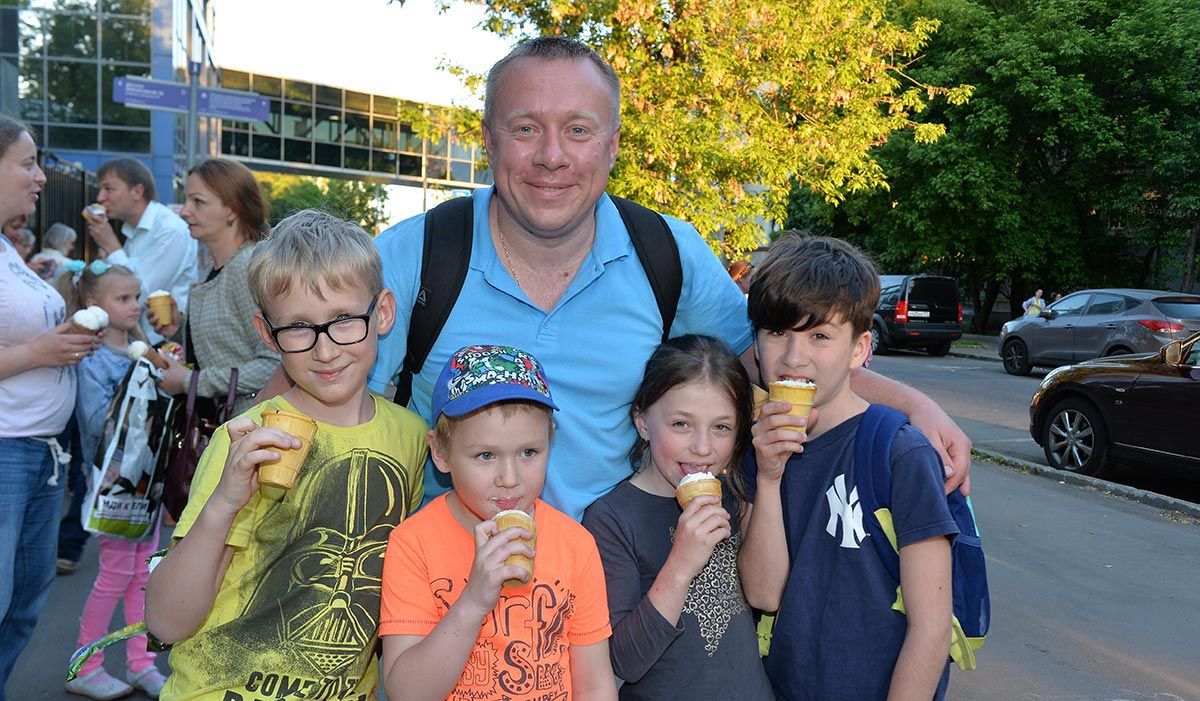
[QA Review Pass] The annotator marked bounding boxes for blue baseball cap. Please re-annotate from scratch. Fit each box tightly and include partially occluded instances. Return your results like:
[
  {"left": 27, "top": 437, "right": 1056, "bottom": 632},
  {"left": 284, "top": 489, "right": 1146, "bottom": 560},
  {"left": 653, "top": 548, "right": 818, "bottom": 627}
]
[{"left": 430, "top": 344, "right": 558, "bottom": 421}]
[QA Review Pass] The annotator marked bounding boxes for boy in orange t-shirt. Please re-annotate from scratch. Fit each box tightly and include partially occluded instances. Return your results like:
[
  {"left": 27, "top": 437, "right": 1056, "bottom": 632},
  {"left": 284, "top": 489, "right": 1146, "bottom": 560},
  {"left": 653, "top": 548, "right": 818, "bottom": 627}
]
[{"left": 380, "top": 345, "right": 616, "bottom": 701}]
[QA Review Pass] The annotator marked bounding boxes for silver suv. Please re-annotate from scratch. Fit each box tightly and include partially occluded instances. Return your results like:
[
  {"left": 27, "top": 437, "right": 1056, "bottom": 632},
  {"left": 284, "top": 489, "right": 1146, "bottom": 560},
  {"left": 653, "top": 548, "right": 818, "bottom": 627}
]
[{"left": 999, "top": 289, "right": 1200, "bottom": 375}]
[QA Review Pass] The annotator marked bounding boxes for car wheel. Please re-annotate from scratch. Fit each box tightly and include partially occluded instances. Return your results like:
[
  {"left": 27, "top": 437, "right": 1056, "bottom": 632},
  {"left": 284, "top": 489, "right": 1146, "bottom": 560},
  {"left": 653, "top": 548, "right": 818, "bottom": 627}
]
[
  {"left": 1042, "top": 398, "right": 1111, "bottom": 476},
  {"left": 871, "top": 325, "right": 888, "bottom": 354},
  {"left": 1106, "top": 346, "right": 1132, "bottom": 356},
  {"left": 1002, "top": 338, "right": 1032, "bottom": 375},
  {"left": 928, "top": 341, "right": 952, "bottom": 357}
]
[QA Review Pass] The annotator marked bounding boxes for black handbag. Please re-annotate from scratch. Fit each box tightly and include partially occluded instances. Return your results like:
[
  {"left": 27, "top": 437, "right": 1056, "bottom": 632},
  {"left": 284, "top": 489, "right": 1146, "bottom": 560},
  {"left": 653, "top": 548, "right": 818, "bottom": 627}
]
[{"left": 163, "top": 367, "right": 238, "bottom": 522}]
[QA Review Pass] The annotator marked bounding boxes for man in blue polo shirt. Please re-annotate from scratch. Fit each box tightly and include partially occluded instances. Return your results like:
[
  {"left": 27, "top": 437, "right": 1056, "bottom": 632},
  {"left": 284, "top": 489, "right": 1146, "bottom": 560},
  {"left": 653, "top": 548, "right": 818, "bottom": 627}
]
[{"left": 369, "top": 36, "right": 973, "bottom": 520}]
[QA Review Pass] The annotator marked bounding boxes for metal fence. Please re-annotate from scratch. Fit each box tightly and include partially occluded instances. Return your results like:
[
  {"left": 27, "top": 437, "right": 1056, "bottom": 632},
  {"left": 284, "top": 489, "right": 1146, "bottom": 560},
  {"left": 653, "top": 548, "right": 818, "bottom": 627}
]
[{"left": 31, "top": 151, "right": 102, "bottom": 261}]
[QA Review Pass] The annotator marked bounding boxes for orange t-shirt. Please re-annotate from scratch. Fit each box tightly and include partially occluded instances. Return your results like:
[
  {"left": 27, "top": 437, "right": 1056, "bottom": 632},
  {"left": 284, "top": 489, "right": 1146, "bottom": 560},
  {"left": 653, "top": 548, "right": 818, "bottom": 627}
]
[{"left": 380, "top": 495, "right": 612, "bottom": 700}]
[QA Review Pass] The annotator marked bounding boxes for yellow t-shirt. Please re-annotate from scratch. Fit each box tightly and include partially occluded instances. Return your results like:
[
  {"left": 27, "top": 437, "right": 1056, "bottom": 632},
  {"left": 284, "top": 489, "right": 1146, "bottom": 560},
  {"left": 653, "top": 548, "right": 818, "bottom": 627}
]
[{"left": 161, "top": 394, "right": 427, "bottom": 701}]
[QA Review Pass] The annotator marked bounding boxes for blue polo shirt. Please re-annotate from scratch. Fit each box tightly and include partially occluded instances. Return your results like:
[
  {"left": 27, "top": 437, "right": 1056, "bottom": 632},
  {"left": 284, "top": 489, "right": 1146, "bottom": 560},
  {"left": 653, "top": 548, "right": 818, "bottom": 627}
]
[{"left": 369, "top": 187, "right": 753, "bottom": 519}]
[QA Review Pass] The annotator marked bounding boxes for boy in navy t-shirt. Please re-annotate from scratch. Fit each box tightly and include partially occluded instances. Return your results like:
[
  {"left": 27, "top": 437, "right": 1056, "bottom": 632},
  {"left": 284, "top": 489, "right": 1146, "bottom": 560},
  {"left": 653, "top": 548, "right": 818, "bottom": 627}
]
[{"left": 738, "top": 234, "right": 959, "bottom": 701}]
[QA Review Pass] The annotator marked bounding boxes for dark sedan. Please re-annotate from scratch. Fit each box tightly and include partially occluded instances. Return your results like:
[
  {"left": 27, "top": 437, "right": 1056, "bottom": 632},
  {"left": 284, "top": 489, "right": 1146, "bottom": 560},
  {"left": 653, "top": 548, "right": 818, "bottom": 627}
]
[{"left": 1029, "top": 331, "right": 1199, "bottom": 477}]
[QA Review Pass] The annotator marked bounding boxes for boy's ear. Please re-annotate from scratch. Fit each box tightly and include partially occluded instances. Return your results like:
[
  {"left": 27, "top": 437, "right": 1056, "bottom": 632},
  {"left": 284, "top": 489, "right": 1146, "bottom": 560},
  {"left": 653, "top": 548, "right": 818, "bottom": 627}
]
[
  {"left": 374, "top": 288, "right": 397, "bottom": 336},
  {"left": 850, "top": 330, "right": 872, "bottom": 370},
  {"left": 427, "top": 429, "right": 452, "bottom": 475},
  {"left": 252, "top": 312, "right": 280, "bottom": 352}
]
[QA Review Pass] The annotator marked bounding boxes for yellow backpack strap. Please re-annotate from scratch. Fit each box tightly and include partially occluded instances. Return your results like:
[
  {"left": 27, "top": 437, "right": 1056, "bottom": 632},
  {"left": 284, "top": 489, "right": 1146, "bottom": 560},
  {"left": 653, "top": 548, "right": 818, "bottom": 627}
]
[{"left": 874, "top": 508, "right": 977, "bottom": 671}]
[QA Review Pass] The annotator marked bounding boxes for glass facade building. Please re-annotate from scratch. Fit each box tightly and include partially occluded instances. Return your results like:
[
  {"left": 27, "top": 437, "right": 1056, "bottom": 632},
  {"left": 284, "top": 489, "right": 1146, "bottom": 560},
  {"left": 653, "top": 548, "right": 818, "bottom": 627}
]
[
  {"left": 2, "top": 0, "right": 485, "bottom": 200},
  {"left": 0, "top": 0, "right": 217, "bottom": 199},
  {"left": 217, "top": 68, "right": 489, "bottom": 190}
]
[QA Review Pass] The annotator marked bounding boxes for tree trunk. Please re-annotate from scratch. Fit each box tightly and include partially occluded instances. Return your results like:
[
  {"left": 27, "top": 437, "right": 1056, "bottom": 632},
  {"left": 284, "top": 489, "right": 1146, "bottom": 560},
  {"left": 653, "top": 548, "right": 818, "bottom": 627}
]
[
  {"left": 1184, "top": 216, "right": 1199, "bottom": 292},
  {"left": 981, "top": 278, "right": 1002, "bottom": 332}
]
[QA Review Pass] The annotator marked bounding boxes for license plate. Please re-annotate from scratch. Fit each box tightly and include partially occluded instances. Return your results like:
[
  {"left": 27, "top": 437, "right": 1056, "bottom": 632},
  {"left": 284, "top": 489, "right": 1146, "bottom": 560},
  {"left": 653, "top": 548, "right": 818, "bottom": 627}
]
[{"left": 908, "top": 310, "right": 930, "bottom": 318}]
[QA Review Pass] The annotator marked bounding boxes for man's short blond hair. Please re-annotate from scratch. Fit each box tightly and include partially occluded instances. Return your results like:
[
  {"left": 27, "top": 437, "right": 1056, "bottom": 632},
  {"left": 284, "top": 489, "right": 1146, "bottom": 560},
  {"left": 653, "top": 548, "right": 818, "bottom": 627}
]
[{"left": 248, "top": 209, "right": 383, "bottom": 313}]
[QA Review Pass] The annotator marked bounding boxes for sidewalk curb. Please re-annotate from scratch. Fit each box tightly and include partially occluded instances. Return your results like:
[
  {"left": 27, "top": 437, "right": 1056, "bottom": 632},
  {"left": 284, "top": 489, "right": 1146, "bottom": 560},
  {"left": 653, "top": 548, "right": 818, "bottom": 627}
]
[
  {"left": 948, "top": 350, "right": 1001, "bottom": 363},
  {"left": 973, "top": 448, "right": 1200, "bottom": 521}
]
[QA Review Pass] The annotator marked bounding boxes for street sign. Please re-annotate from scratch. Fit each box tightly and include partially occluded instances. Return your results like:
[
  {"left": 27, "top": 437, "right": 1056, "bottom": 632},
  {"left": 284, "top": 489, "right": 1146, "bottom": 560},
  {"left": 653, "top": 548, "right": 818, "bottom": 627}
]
[
  {"left": 113, "top": 76, "right": 189, "bottom": 113},
  {"left": 198, "top": 88, "right": 271, "bottom": 122}
]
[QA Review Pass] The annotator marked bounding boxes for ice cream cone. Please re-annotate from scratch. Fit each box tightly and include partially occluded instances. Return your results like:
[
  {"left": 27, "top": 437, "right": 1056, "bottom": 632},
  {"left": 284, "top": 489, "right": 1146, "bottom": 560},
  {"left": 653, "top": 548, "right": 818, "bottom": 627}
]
[
  {"left": 147, "top": 291, "right": 173, "bottom": 326},
  {"left": 82, "top": 203, "right": 107, "bottom": 223},
  {"left": 494, "top": 509, "right": 536, "bottom": 588},
  {"left": 768, "top": 380, "right": 817, "bottom": 421},
  {"left": 675, "top": 473, "right": 722, "bottom": 509},
  {"left": 258, "top": 410, "right": 318, "bottom": 490},
  {"left": 128, "top": 341, "right": 169, "bottom": 370}
]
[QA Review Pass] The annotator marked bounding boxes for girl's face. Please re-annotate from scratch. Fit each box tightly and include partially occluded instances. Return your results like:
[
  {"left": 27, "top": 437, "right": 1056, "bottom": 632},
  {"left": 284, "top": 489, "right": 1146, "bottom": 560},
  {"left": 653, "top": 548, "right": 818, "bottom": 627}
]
[
  {"left": 88, "top": 274, "right": 143, "bottom": 334},
  {"left": 633, "top": 381, "right": 739, "bottom": 498},
  {"left": 0, "top": 133, "right": 45, "bottom": 220},
  {"left": 180, "top": 173, "right": 237, "bottom": 245}
]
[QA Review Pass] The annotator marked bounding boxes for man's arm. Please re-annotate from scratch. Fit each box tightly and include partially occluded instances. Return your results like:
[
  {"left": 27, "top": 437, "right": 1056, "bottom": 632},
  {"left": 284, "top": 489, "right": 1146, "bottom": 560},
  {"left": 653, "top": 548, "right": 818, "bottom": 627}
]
[
  {"left": 850, "top": 367, "right": 972, "bottom": 494},
  {"left": 887, "top": 536, "right": 953, "bottom": 701},
  {"left": 570, "top": 640, "right": 618, "bottom": 701}
]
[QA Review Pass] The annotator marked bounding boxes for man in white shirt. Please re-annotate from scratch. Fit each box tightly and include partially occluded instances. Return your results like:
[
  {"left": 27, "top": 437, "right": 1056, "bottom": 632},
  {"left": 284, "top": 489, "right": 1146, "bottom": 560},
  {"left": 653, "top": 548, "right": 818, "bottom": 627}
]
[{"left": 85, "top": 158, "right": 197, "bottom": 344}]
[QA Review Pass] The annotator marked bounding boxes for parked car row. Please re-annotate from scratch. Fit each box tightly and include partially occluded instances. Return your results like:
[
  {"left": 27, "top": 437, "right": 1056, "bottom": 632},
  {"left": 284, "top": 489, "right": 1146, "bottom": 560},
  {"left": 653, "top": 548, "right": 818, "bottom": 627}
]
[
  {"left": 1029, "top": 330, "right": 1200, "bottom": 477},
  {"left": 999, "top": 289, "right": 1200, "bottom": 375}
]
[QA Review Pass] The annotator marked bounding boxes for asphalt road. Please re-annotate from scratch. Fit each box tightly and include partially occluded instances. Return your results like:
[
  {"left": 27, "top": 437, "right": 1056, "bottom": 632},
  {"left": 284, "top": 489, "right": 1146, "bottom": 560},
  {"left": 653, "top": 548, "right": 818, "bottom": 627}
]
[{"left": 870, "top": 351, "right": 1200, "bottom": 504}]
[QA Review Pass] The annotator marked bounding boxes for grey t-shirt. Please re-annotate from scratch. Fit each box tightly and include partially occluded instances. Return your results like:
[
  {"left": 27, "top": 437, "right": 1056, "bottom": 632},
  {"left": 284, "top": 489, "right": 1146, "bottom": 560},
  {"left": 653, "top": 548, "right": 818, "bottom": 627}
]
[{"left": 583, "top": 479, "right": 774, "bottom": 701}]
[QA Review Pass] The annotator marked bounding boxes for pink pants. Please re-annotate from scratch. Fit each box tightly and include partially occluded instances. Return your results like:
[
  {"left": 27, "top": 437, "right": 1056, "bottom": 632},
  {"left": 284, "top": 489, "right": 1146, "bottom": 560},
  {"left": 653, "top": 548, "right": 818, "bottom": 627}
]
[{"left": 75, "top": 519, "right": 161, "bottom": 676}]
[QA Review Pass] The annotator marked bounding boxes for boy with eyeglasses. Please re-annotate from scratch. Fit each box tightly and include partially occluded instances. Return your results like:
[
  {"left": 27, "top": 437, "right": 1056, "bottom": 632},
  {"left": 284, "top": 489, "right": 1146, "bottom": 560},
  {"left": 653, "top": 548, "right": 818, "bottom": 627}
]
[{"left": 145, "top": 209, "right": 428, "bottom": 701}]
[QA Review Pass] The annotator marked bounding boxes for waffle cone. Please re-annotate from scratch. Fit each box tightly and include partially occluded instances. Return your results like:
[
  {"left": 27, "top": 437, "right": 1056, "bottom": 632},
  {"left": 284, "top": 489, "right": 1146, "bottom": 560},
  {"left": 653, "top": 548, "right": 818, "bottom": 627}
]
[
  {"left": 768, "top": 382, "right": 816, "bottom": 420},
  {"left": 69, "top": 320, "right": 97, "bottom": 336},
  {"left": 494, "top": 510, "right": 535, "bottom": 588},
  {"left": 147, "top": 294, "right": 173, "bottom": 325},
  {"left": 675, "top": 477, "right": 722, "bottom": 509},
  {"left": 141, "top": 349, "right": 169, "bottom": 371},
  {"left": 258, "top": 410, "right": 318, "bottom": 489}
]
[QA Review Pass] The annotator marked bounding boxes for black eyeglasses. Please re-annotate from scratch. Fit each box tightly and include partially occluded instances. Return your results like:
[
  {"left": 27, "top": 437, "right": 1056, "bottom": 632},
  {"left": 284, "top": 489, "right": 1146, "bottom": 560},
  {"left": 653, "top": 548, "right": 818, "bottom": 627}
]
[{"left": 263, "top": 297, "right": 378, "bottom": 354}]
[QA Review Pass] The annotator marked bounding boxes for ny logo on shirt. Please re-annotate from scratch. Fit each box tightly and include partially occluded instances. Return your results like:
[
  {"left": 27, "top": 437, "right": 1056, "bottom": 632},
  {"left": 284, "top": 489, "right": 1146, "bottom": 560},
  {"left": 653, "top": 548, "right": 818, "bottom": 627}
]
[{"left": 825, "top": 473, "right": 867, "bottom": 549}]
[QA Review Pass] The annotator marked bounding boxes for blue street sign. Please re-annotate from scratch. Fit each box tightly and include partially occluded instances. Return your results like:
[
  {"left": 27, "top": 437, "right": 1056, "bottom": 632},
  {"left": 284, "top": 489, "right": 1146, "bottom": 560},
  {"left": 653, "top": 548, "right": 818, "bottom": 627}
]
[
  {"left": 113, "top": 76, "right": 190, "bottom": 113},
  {"left": 198, "top": 88, "right": 271, "bottom": 122}
]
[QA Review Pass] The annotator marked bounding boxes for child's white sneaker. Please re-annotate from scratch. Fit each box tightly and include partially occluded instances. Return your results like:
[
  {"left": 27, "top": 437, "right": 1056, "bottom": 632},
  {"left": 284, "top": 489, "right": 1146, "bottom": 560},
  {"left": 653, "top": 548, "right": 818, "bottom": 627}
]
[
  {"left": 127, "top": 666, "right": 168, "bottom": 699},
  {"left": 64, "top": 669, "right": 133, "bottom": 700}
]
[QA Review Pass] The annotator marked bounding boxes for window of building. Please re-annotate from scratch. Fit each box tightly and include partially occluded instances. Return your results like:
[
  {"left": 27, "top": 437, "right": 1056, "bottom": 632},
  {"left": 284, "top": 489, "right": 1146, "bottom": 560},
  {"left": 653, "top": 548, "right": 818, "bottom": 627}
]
[
  {"left": 343, "top": 112, "right": 370, "bottom": 147},
  {"left": 102, "top": 127, "right": 150, "bottom": 153},
  {"left": 344, "top": 146, "right": 369, "bottom": 172},
  {"left": 284, "top": 138, "right": 311, "bottom": 164},
  {"left": 284, "top": 101, "right": 312, "bottom": 139},
  {"left": 284, "top": 79, "right": 311, "bottom": 102},
  {"left": 345, "top": 90, "right": 369, "bottom": 112},
  {"left": 315, "top": 84, "right": 341, "bottom": 107},
  {"left": 314, "top": 107, "right": 341, "bottom": 143}
]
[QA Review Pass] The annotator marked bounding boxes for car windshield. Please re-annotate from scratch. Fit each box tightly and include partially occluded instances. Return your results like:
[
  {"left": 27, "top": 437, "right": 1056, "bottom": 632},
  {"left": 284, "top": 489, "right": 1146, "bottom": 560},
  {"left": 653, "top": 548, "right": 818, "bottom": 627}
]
[{"left": 1152, "top": 297, "right": 1200, "bottom": 320}]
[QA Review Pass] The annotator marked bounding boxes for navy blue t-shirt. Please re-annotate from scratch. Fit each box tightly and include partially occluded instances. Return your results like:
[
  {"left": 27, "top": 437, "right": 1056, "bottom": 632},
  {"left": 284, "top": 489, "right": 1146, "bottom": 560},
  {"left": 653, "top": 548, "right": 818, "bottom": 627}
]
[{"left": 745, "top": 409, "right": 959, "bottom": 701}]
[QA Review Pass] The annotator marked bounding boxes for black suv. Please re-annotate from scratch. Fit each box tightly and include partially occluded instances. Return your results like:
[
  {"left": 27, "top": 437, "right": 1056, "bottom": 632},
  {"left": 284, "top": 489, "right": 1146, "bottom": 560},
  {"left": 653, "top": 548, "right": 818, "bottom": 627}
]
[{"left": 872, "top": 275, "right": 963, "bottom": 356}]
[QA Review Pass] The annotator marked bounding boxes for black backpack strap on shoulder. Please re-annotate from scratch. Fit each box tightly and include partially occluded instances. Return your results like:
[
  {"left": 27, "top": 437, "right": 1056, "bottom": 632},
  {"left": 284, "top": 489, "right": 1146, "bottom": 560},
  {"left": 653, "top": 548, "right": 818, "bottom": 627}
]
[
  {"left": 393, "top": 197, "right": 474, "bottom": 406},
  {"left": 610, "top": 196, "right": 682, "bottom": 342}
]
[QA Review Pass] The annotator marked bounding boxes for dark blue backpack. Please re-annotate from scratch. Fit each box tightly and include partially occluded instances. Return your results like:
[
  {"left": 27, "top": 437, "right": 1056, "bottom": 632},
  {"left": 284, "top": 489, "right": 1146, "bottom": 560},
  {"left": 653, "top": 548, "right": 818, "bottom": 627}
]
[{"left": 854, "top": 405, "right": 990, "bottom": 670}]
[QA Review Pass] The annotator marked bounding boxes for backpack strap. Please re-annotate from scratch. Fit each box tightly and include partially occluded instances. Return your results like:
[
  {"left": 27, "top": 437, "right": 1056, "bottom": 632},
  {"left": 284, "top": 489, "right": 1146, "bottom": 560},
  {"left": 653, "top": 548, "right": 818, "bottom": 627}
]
[
  {"left": 611, "top": 195, "right": 682, "bottom": 342},
  {"left": 853, "top": 404, "right": 909, "bottom": 583},
  {"left": 392, "top": 195, "right": 683, "bottom": 405},
  {"left": 393, "top": 197, "right": 474, "bottom": 406}
]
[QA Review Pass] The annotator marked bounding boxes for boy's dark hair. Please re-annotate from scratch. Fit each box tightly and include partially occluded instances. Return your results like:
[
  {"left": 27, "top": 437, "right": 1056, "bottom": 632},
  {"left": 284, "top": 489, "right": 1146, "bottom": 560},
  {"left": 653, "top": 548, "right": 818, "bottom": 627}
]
[
  {"left": 98, "top": 157, "right": 157, "bottom": 202},
  {"left": 629, "top": 334, "right": 754, "bottom": 515},
  {"left": 748, "top": 232, "right": 880, "bottom": 336}
]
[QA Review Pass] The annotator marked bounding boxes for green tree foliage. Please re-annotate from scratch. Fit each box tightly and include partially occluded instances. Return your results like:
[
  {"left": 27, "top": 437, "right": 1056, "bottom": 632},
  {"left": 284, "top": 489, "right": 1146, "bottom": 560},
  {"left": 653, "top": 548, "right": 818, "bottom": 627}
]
[
  {"left": 256, "top": 173, "right": 390, "bottom": 234},
  {"left": 400, "top": 0, "right": 968, "bottom": 257},
  {"left": 788, "top": 0, "right": 1200, "bottom": 328}
]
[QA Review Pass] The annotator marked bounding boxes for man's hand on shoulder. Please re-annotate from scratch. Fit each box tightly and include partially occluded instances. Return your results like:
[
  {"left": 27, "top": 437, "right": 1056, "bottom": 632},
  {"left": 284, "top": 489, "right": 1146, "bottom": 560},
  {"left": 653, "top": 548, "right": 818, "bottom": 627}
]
[{"left": 908, "top": 404, "right": 972, "bottom": 495}]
